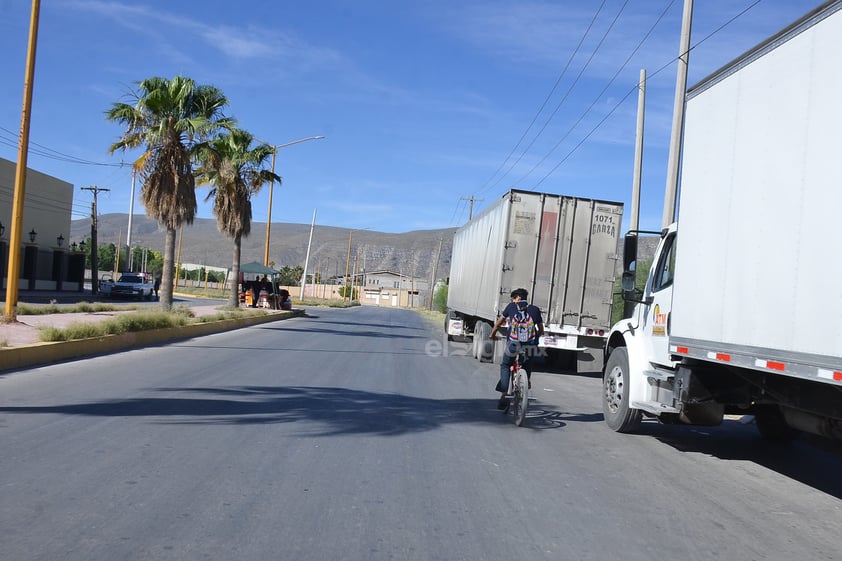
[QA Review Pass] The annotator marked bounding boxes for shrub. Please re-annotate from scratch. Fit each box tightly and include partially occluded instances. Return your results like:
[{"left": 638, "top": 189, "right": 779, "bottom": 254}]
[{"left": 433, "top": 284, "right": 448, "bottom": 313}]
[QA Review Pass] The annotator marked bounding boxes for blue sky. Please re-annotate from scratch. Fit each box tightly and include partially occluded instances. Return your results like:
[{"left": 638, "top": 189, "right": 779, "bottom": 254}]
[{"left": 0, "top": 0, "right": 820, "bottom": 234}]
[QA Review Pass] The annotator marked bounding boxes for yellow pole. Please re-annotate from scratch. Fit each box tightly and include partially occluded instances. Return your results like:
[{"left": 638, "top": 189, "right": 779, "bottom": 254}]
[
  {"left": 263, "top": 151, "right": 276, "bottom": 266},
  {"left": 3, "top": 0, "right": 41, "bottom": 322},
  {"left": 352, "top": 251, "right": 360, "bottom": 303},
  {"left": 343, "top": 230, "right": 352, "bottom": 302}
]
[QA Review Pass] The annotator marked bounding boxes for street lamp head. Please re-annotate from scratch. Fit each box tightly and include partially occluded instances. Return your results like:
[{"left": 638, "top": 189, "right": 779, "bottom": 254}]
[
  {"left": 29, "top": 228, "right": 37, "bottom": 243},
  {"left": 57, "top": 234, "right": 64, "bottom": 247},
  {"left": 71, "top": 242, "right": 78, "bottom": 251},
  {"left": 79, "top": 240, "right": 86, "bottom": 252}
]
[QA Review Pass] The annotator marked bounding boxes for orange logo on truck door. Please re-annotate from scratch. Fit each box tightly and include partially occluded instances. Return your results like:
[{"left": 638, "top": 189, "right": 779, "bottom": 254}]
[{"left": 652, "top": 304, "right": 667, "bottom": 336}]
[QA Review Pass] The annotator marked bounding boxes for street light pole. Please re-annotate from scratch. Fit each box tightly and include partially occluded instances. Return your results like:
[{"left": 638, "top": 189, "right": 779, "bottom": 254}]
[{"left": 261, "top": 135, "right": 325, "bottom": 266}]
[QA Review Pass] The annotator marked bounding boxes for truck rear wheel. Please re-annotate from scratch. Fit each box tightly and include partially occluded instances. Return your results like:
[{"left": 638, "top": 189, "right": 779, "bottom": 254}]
[
  {"left": 444, "top": 311, "right": 455, "bottom": 342},
  {"left": 603, "top": 347, "right": 642, "bottom": 433},
  {"left": 755, "top": 405, "right": 799, "bottom": 441}
]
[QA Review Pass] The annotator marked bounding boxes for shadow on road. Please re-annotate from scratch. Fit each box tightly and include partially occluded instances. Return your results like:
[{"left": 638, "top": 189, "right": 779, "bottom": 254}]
[
  {"left": 639, "top": 419, "right": 842, "bottom": 499},
  {"left": 255, "top": 324, "right": 428, "bottom": 339},
  {"left": 0, "top": 385, "right": 604, "bottom": 434}
]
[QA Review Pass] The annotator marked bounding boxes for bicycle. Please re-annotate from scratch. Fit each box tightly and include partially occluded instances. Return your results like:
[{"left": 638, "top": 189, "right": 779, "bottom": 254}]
[{"left": 503, "top": 349, "right": 530, "bottom": 426}]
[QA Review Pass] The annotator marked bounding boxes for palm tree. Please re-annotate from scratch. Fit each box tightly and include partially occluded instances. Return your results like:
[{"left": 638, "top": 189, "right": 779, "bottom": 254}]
[
  {"left": 194, "top": 128, "right": 279, "bottom": 307},
  {"left": 106, "top": 76, "right": 232, "bottom": 310}
]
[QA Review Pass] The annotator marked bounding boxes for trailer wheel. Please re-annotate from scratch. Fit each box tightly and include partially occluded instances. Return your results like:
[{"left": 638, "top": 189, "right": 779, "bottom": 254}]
[
  {"left": 475, "top": 322, "right": 494, "bottom": 363},
  {"left": 603, "top": 347, "right": 641, "bottom": 433},
  {"left": 755, "top": 405, "right": 799, "bottom": 441}
]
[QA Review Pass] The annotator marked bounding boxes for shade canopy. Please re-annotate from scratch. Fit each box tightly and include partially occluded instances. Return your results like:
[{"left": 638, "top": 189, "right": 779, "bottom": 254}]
[{"left": 239, "top": 261, "right": 278, "bottom": 275}]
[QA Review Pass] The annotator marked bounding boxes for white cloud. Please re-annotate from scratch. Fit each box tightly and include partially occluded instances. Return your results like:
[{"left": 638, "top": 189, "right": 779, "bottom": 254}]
[{"left": 67, "top": 0, "right": 341, "bottom": 66}]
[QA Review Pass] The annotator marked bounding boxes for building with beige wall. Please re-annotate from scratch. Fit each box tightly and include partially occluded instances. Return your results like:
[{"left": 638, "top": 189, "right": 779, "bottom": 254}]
[
  {"left": 328, "top": 269, "right": 429, "bottom": 308},
  {"left": 1, "top": 157, "right": 83, "bottom": 291}
]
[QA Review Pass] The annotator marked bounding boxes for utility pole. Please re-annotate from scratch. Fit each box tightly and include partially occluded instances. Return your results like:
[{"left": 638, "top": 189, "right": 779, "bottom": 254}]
[
  {"left": 663, "top": 0, "right": 694, "bottom": 228},
  {"left": 429, "top": 237, "right": 444, "bottom": 310},
  {"left": 631, "top": 69, "right": 646, "bottom": 232},
  {"left": 3, "top": 0, "right": 41, "bottom": 322},
  {"left": 126, "top": 168, "right": 136, "bottom": 267},
  {"left": 460, "top": 195, "right": 483, "bottom": 221},
  {"left": 81, "top": 185, "right": 108, "bottom": 295}
]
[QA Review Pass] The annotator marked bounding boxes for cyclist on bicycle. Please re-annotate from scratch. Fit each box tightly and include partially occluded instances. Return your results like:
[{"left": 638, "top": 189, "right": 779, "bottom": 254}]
[{"left": 489, "top": 288, "right": 544, "bottom": 410}]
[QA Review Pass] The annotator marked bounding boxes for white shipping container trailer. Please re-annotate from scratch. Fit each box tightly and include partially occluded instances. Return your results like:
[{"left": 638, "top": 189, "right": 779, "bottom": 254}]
[
  {"left": 605, "top": 1, "right": 842, "bottom": 440},
  {"left": 446, "top": 189, "right": 623, "bottom": 372}
]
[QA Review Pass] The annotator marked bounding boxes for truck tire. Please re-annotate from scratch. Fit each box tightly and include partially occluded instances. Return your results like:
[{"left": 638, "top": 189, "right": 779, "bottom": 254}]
[
  {"left": 444, "top": 311, "right": 455, "bottom": 342},
  {"left": 755, "top": 405, "right": 799, "bottom": 441},
  {"left": 602, "top": 347, "right": 642, "bottom": 433},
  {"left": 475, "top": 322, "right": 494, "bottom": 363},
  {"left": 472, "top": 326, "right": 481, "bottom": 359}
]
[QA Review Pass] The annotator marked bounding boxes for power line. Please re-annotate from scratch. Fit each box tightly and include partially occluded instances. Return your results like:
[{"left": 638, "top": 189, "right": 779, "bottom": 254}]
[
  {"left": 482, "top": 0, "right": 633, "bottom": 196},
  {"left": 528, "top": 0, "right": 766, "bottom": 190},
  {"left": 475, "top": 0, "right": 610, "bottom": 196},
  {"left": 0, "top": 125, "right": 124, "bottom": 168},
  {"left": 514, "top": 0, "right": 673, "bottom": 190}
]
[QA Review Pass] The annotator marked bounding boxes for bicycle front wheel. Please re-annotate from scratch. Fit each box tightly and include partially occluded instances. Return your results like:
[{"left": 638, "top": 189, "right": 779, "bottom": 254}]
[{"left": 513, "top": 368, "right": 529, "bottom": 426}]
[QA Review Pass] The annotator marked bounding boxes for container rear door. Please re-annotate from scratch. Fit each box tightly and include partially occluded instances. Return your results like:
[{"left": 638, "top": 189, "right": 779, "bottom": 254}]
[
  {"left": 531, "top": 195, "right": 563, "bottom": 315},
  {"left": 550, "top": 199, "right": 622, "bottom": 329},
  {"left": 499, "top": 192, "right": 544, "bottom": 313}
]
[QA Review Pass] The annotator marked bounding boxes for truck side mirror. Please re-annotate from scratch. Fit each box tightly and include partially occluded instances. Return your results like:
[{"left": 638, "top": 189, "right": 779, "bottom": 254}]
[
  {"left": 621, "top": 271, "right": 636, "bottom": 293},
  {"left": 623, "top": 234, "right": 638, "bottom": 273}
]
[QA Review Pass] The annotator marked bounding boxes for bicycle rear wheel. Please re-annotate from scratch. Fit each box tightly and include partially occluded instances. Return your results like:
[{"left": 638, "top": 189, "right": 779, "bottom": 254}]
[{"left": 512, "top": 368, "right": 529, "bottom": 426}]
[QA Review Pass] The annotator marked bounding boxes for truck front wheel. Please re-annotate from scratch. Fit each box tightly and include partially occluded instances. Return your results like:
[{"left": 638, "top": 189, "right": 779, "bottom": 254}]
[{"left": 603, "top": 347, "right": 642, "bottom": 433}]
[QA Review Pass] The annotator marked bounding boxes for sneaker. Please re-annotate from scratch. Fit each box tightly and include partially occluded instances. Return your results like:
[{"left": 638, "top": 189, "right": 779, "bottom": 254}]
[{"left": 497, "top": 397, "right": 508, "bottom": 410}]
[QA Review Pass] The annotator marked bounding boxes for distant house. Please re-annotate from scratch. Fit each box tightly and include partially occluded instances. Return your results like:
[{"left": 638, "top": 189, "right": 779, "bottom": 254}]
[{"left": 335, "top": 269, "right": 429, "bottom": 307}]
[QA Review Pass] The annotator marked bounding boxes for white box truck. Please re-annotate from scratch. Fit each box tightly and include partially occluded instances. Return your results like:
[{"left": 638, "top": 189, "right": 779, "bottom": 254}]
[
  {"left": 446, "top": 189, "right": 623, "bottom": 372},
  {"left": 604, "top": 1, "right": 842, "bottom": 440}
]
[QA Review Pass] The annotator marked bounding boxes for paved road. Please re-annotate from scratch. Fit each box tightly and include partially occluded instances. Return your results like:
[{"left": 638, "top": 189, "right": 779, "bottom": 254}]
[{"left": 1, "top": 306, "right": 840, "bottom": 561}]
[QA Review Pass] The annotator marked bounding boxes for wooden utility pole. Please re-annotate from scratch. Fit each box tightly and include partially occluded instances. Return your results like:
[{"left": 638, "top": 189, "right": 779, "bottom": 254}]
[
  {"left": 82, "top": 185, "right": 108, "bottom": 295},
  {"left": 460, "top": 195, "right": 483, "bottom": 221},
  {"left": 3, "top": 0, "right": 41, "bottom": 322},
  {"left": 429, "top": 237, "right": 444, "bottom": 310}
]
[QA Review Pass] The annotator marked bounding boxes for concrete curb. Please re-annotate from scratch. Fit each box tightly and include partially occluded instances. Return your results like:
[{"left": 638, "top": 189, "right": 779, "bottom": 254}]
[{"left": 0, "top": 309, "right": 304, "bottom": 373}]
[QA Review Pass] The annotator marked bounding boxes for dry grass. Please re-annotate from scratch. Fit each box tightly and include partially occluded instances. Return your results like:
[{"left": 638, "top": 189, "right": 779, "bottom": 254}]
[
  {"left": 17, "top": 302, "right": 136, "bottom": 315},
  {"left": 414, "top": 309, "right": 446, "bottom": 332},
  {"left": 38, "top": 307, "right": 270, "bottom": 342}
]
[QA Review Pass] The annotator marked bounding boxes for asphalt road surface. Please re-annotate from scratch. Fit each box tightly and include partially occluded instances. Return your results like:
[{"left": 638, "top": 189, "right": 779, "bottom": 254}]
[{"left": 1, "top": 306, "right": 840, "bottom": 561}]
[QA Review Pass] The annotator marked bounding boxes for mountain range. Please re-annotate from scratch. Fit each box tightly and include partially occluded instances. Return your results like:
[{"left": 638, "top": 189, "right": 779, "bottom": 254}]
[{"left": 70, "top": 214, "right": 457, "bottom": 281}]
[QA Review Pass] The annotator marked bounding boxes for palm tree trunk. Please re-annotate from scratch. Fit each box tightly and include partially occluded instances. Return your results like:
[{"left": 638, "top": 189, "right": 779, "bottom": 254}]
[
  {"left": 160, "top": 226, "right": 177, "bottom": 311},
  {"left": 229, "top": 234, "right": 242, "bottom": 308}
]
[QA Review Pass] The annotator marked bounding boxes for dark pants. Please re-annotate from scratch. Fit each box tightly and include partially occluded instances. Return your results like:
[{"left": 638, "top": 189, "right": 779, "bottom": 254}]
[{"left": 498, "top": 339, "right": 537, "bottom": 393}]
